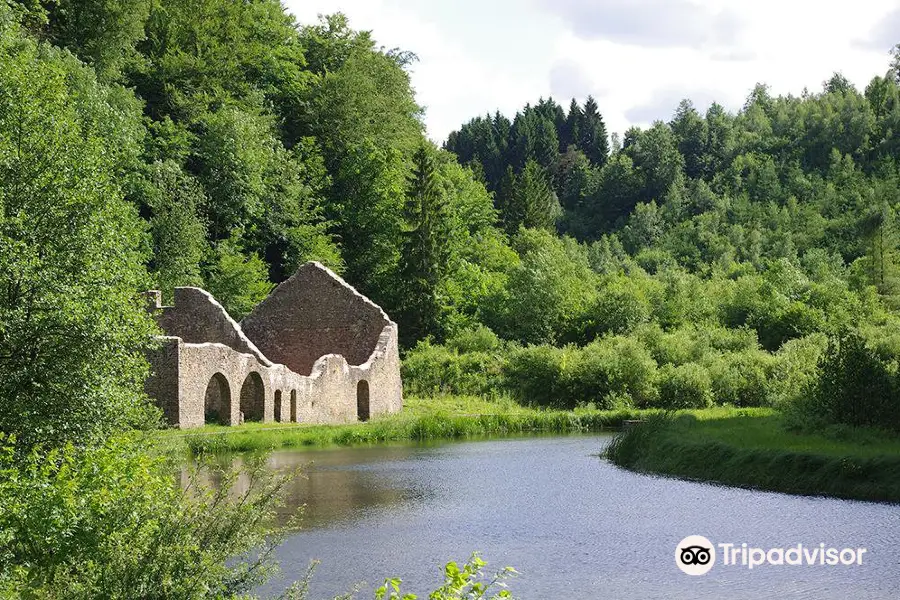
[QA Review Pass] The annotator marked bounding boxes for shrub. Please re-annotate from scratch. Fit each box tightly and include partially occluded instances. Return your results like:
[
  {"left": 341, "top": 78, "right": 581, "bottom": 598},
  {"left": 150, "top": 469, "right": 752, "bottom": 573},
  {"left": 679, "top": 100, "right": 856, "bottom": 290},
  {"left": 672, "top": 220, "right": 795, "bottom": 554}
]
[
  {"left": 503, "top": 345, "right": 571, "bottom": 407},
  {"left": 705, "top": 350, "right": 776, "bottom": 407},
  {"left": 802, "top": 332, "right": 900, "bottom": 431},
  {"left": 565, "top": 337, "right": 659, "bottom": 408},
  {"left": 770, "top": 334, "right": 828, "bottom": 408},
  {"left": 578, "top": 277, "right": 650, "bottom": 340},
  {"left": 0, "top": 435, "right": 291, "bottom": 599},
  {"left": 0, "top": 24, "right": 158, "bottom": 450},
  {"left": 401, "top": 341, "right": 503, "bottom": 397},
  {"left": 657, "top": 363, "right": 713, "bottom": 409},
  {"left": 445, "top": 324, "right": 502, "bottom": 354}
]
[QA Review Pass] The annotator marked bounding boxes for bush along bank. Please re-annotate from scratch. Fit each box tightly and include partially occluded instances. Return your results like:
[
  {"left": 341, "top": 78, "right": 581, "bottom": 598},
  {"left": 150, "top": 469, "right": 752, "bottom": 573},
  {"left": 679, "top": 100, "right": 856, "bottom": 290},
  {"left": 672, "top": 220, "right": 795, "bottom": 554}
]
[{"left": 605, "top": 410, "right": 900, "bottom": 503}]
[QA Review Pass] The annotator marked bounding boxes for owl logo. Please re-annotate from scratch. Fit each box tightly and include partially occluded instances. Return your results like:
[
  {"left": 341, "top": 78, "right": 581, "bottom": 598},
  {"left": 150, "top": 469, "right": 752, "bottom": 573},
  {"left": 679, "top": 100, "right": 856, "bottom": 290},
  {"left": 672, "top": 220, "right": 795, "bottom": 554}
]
[
  {"left": 680, "top": 545, "right": 712, "bottom": 566},
  {"left": 675, "top": 535, "right": 716, "bottom": 575}
]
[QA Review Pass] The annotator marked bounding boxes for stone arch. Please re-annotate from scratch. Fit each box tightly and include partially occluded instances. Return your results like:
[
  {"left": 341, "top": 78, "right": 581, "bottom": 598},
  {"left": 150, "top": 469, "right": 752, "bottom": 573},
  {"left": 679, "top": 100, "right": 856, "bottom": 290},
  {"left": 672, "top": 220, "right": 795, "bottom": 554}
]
[
  {"left": 357, "top": 380, "right": 370, "bottom": 422},
  {"left": 204, "top": 373, "right": 231, "bottom": 425},
  {"left": 274, "top": 390, "right": 283, "bottom": 422},
  {"left": 239, "top": 372, "right": 265, "bottom": 422},
  {"left": 290, "top": 390, "right": 298, "bottom": 422}
]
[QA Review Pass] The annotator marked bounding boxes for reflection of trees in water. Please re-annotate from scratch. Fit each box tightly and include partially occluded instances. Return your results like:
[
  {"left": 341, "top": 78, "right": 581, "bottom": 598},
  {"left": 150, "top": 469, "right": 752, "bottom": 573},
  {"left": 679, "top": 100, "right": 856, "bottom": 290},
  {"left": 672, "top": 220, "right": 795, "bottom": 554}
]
[{"left": 179, "top": 447, "right": 423, "bottom": 528}]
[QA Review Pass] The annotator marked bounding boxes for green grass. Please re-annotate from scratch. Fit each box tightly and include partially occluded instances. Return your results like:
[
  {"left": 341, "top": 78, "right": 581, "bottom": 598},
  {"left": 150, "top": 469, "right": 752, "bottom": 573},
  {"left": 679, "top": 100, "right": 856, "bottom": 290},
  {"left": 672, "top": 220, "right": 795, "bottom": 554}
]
[
  {"left": 155, "top": 395, "right": 653, "bottom": 455},
  {"left": 606, "top": 407, "right": 900, "bottom": 503}
]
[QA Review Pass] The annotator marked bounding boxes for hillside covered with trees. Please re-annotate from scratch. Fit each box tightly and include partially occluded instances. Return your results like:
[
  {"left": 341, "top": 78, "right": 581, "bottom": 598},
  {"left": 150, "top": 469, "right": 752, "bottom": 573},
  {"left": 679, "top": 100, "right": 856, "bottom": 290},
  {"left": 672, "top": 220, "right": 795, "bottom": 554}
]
[{"left": 1, "top": 0, "right": 900, "bottom": 595}]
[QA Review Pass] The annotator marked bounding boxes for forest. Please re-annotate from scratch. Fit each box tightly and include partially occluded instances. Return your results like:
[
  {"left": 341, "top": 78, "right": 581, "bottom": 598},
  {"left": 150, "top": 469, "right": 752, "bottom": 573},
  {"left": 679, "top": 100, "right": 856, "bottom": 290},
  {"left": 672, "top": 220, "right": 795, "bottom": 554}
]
[{"left": 1, "top": 0, "right": 899, "bottom": 597}]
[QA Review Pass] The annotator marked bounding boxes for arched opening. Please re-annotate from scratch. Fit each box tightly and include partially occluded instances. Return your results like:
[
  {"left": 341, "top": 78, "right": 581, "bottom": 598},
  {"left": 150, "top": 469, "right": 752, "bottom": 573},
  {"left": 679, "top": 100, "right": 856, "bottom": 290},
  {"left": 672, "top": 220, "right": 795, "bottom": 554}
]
[
  {"left": 274, "top": 390, "right": 283, "bottom": 422},
  {"left": 290, "top": 390, "right": 298, "bottom": 422},
  {"left": 239, "top": 372, "right": 265, "bottom": 422},
  {"left": 357, "top": 380, "right": 370, "bottom": 422},
  {"left": 204, "top": 373, "right": 231, "bottom": 425}
]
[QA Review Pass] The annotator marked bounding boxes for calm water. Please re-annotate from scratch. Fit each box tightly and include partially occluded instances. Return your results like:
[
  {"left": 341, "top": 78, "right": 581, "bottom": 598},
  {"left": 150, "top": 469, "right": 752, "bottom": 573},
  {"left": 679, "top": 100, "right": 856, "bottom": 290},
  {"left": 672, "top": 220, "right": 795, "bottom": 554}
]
[{"left": 239, "top": 435, "right": 899, "bottom": 599}]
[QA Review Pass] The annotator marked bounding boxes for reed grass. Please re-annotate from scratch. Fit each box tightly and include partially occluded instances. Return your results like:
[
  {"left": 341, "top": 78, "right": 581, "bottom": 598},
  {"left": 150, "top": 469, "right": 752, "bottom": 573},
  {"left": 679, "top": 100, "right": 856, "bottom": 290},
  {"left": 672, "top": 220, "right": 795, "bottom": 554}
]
[{"left": 156, "top": 395, "right": 652, "bottom": 455}]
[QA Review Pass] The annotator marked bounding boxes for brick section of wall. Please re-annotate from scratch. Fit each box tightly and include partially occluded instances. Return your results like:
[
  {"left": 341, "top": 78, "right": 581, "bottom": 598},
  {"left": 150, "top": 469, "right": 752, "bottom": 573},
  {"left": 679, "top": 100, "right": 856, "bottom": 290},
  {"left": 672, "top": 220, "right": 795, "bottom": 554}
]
[
  {"left": 240, "top": 262, "right": 390, "bottom": 376},
  {"left": 156, "top": 287, "right": 271, "bottom": 366}
]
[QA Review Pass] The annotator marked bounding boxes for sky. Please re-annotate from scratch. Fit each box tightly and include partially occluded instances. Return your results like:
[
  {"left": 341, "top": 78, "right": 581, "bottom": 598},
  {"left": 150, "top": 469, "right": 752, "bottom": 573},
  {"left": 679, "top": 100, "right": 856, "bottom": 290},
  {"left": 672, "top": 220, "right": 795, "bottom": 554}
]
[{"left": 283, "top": 0, "right": 900, "bottom": 144}]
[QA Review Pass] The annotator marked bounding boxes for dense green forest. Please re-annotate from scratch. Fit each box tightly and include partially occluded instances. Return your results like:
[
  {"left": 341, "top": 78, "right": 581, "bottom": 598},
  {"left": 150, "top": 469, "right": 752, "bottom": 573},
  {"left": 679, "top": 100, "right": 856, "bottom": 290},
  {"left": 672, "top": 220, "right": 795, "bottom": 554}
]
[{"left": 1, "top": 0, "right": 900, "bottom": 596}]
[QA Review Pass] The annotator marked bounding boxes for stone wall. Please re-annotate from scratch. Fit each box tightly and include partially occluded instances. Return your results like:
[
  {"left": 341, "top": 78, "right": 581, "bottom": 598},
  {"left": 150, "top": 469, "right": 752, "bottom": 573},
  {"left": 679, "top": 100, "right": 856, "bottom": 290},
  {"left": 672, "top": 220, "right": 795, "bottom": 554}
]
[
  {"left": 153, "top": 287, "right": 271, "bottom": 366},
  {"left": 143, "top": 261, "right": 403, "bottom": 429},
  {"left": 241, "top": 262, "right": 389, "bottom": 375}
]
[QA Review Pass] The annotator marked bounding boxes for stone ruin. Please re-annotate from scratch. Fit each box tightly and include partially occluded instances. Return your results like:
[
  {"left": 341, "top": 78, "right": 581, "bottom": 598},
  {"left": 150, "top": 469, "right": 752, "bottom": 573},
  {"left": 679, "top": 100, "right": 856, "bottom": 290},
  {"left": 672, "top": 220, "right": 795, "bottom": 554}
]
[{"left": 143, "top": 262, "right": 403, "bottom": 428}]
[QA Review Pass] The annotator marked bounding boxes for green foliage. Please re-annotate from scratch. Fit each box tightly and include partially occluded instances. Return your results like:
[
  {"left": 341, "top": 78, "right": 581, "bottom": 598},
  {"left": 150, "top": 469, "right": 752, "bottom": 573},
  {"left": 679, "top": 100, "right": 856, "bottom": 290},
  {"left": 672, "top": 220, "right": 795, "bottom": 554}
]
[
  {"left": 705, "top": 350, "right": 776, "bottom": 407},
  {"left": 798, "top": 332, "right": 900, "bottom": 430},
  {"left": 486, "top": 229, "right": 596, "bottom": 344},
  {"left": 398, "top": 145, "right": 450, "bottom": 344},
  {"left": 204, "top": 235, "right": 274, "bottom": 320},
  {"left": 496, "top": 160, "right": 562, "bottom": 233},
  {"left": 376, "top": 553, "right": 517, "bottom": 600},
  {"left": 501, "top": 345, "right": 570, "bottom": 407},
  {"left": 658, "top": 363, "right": 713, "bottom": 409},
  {"left": 606, "top": 410, "right": 900, "bottom": 503},
  {"left": 0, "top": 435, "right": 293, "bottom": 598},
  {"left": 17, "top": 0, "right": 150, "bottom": 80},
  {"left": 565, "top": 337, "right": 659, "bottom": 408},
  {"left": 401, "top": 340, "right": 505, "bottom": 398},
  {"left": 579, "top": 275, "right": 651, "bottom": 338},
  {"left": 502, "top": 337, "right": 658, "bottom": 409},
  {"left": 139, "top": 160, "right": 208, "bottom": 299},
  {"left": 0, "top": 22, "right": 156, "bottom": 449}
]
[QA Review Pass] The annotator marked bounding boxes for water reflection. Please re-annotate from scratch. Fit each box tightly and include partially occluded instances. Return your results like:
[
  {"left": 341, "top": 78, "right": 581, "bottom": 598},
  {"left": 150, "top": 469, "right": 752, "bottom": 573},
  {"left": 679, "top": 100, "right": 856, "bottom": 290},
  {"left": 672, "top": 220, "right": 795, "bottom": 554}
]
[
  {"left": 182, "top": 445, "right": 432, "bottom": 528},
  {"left": 186, "top": 436, "right": 900, "bottom": 600}
]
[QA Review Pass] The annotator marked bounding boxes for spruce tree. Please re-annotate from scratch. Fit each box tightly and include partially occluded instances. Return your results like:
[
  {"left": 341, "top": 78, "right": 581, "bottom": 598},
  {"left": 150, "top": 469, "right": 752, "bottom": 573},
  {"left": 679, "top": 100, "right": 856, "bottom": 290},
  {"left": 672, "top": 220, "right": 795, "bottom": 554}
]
[
  {"left": 579, "top": 96, "right": 609, "bottom": 167},
  {"left": 563, "top": 98, "right": 583, "bottom": 151},
  {"left": 398, "top": 145, "right": 449, "bottom": 344}
]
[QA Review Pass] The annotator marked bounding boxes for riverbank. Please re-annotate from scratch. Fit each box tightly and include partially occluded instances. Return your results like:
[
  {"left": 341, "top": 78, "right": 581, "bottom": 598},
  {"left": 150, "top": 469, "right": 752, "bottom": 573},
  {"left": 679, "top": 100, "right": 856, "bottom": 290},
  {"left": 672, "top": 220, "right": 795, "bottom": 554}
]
[
  {"left": 157, "top": 395, "right": 650, "bottom": 455},
  {"left": 605, "top": 408, "right": 900, "bottom": 503}
]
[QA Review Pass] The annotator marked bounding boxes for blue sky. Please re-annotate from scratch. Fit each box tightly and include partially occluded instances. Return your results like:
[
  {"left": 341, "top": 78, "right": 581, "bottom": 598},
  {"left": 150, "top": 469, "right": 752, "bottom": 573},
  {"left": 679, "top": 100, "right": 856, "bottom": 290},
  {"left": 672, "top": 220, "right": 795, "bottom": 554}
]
[{"left": 284, "top": 0, "right": 900, "bottom": 143}]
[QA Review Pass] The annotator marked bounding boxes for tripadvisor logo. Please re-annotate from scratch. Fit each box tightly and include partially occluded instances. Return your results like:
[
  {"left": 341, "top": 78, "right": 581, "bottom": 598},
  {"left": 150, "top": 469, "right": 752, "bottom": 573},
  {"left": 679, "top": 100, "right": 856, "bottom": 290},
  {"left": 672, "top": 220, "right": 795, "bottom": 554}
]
[
  {"left": 675, "top": 536, "right": 868, "bottom": 576},
  {"left": 676, "top": 535, "right": 716, "bottom": 575}
]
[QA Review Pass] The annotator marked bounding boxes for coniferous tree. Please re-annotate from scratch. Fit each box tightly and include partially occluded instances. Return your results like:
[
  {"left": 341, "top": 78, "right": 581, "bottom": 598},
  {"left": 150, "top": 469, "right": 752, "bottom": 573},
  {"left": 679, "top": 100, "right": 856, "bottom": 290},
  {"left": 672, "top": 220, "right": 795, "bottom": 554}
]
[
  {"left": 861, "top": 195, "right": 900, "bottom": 303},
  {"left": 398, "top": 145, "right": 449, "bottom": 343},
  {"left": 563, "top": 98, "right": 582, "bottom": 151},
  {"left": 500, "top": 160, "right": 561, "bottom": 233},
  {"left": 670, "top": 99, "right": 708, "bottom": 179},
  {"left": 579, "top": 96, "right": 610, "bottom": 167}
]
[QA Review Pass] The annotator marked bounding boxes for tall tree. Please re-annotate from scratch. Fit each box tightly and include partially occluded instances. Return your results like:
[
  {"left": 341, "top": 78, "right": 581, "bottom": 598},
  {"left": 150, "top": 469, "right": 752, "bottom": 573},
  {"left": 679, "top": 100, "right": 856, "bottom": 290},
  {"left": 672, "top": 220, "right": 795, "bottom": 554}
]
[
  {"left": 562, "top": 98, "right": 583, "bottom": 151},
  {"left": 399, "top": 145, "right": 449, "bottom": 344},
  {"left": 579, "top": 96, "right": 609, "bottom": 167},
  {"left": 670, "top": 99, "right": 708, "bottom": 179},
  {"left": 499, "top": 160, "right": 561, "bottom": 233},
  {"left": 0, "top": 25, "right": 155, "bottom": 449}
]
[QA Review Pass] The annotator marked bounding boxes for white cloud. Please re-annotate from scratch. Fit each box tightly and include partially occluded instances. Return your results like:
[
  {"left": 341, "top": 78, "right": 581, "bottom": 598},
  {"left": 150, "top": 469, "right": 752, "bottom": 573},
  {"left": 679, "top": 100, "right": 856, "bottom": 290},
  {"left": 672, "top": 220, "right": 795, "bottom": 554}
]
[{"left": 284, "top": 0, "right": 900, "bottom": 144}]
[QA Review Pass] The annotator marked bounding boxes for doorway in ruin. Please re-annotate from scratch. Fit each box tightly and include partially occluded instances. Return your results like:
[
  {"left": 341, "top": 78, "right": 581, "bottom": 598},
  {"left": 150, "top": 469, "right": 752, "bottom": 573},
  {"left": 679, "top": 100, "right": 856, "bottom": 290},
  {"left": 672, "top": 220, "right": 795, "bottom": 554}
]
[
  {"left": 240, "top": 372, "right": 265, "bottom": 422},
  {"left": 204, "top": 373, "right": 231, "bottom": 425},
  {"left": 274, "top": 390, "right": 283, "bottom": 422},
  {"left": 290, "top": 390, "right": 298, "bottom": 422},
  {"left": 357, "top": 380, "right": 370, "bottom": 422}
]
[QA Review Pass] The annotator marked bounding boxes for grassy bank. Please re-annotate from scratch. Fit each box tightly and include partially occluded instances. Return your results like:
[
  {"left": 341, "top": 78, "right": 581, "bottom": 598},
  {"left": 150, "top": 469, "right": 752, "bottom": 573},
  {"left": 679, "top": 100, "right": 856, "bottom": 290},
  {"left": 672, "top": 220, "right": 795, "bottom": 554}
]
[
  {"left": 606, "top": 408, "right": 900, "bottom": 503},
  {"left": 157, "top": 395, "right": 650, "bottom": 455}
]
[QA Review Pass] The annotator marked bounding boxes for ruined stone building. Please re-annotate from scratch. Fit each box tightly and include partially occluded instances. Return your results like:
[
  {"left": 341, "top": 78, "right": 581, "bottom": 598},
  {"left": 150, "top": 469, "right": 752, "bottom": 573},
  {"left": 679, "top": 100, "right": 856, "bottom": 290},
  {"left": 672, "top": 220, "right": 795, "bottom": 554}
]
[{"left": 143, "top": 262, "right": 403, "bottom": 428}]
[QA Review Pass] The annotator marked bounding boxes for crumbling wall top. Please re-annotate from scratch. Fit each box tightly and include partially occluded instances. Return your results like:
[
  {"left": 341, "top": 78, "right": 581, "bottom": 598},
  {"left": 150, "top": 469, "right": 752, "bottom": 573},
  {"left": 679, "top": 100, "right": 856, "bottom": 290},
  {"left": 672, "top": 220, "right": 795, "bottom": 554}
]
[
  {"left": 240, "top": 262, "right": 394, "bottom": 376},
  {"left": 152, "top": 287, "right": 272, "bottom": 366}
]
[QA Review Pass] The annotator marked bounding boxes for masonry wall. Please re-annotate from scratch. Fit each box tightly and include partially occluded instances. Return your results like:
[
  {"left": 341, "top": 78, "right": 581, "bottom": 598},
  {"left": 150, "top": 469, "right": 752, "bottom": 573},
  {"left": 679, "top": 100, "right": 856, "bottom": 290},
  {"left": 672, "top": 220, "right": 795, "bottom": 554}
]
[
  {"left": 157, "top": 287, "right": 271, "bottom": 365},
  {"left": 144, "top": 261, "right": 403, "bottom": 429},
  {"left": 241, "top": 262, "right": 389, "bottom": 376}
]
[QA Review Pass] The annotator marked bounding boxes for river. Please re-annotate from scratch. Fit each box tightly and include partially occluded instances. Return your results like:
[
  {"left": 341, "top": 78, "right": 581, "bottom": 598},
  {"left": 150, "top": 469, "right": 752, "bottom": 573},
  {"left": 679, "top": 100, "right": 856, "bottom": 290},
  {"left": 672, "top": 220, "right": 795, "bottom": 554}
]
[{"left": 240, "top": 434, "right": 899, "bottom": 599}]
